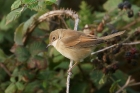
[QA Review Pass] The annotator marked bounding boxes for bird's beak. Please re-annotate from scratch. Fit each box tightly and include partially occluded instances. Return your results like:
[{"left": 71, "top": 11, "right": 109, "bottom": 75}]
[{"left": 46, "top": 43, "right": 52, "bottom": 48}]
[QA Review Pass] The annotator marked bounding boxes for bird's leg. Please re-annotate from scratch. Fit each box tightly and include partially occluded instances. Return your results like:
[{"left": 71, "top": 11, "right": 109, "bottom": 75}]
[{"left": 68, "top": 61, "right": 78, "bottom": 73}]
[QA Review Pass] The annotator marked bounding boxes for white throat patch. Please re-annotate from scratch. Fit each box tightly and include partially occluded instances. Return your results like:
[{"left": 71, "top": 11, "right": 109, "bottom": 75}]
[{"left": 51, "top": 39, "right": 58, "bottom": 47}]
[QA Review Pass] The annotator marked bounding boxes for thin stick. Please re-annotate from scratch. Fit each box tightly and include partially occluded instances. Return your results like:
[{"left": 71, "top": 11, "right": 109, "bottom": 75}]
[
  {"left": 66, "top": 60, "right": 73, "bottom": 93},
  {"left": 91, "top": 44, "right": 117, "bottom": 55},
  {"left": 116, "top": 76, "right": 131, "bottom": 93},
  {"left": 0, "top": 63, "right": 12, "bottom": 76},
  {"left": 91, "top": 41, "right": 140, "bottom": 55},
  {"left": 128, "top": 82, "right": 140, "bottom": 87}
]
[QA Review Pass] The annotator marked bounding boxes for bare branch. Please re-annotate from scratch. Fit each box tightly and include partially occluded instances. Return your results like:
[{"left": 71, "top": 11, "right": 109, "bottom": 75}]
[
  {"left": 23, "top": 9, "right": 79, "bottom": 45},
  {"left": 66, "top": 60, "right": 73, "bottom": 93},
  {"left": 91, "top": 41, "right": 140, "bottom": 55},
  {"left": 116, "top": 76, "right": 131, "bottom": 93},
  {"left": 0, "top": 63, "right": 12, "bottom": 76}
]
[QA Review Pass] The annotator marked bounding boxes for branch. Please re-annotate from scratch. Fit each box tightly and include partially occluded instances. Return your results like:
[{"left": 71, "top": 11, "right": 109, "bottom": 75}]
[
  {"left": 116, "top": 76, "right": 132, "bottom": 93},
  {"left": 23, "top": 9, "right": 79, "bottom": 45},
  {"left": 66, "top": 60, "right": 73, "bottom": 93},
  {"left": 115, "top": 76, "right": 140, "bottom": 93},
  {"left": 91, "top": 41, "right": 140, "bottom": 55},
  {"left": 0, "top": 63, "right": 12, "bottom": 76}
]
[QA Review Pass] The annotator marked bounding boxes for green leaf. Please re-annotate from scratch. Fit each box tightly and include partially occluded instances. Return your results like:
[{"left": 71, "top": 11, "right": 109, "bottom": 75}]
[
  {"left": 29, "top": 41, "right": 46, "bottom": 56},
  {"left": 0, "top": 33, "right": 5, "bottom": 43},
  {"left": 90, "top": 70, "right": 104, "bottom": 89},
  {"left": 14, "top": 23, "right": 24, "bottom": 45},
  {"left": 103, "top": 0, "right": 122, "bottom": 11},
  {"left": 99, "top": 74, "right": 108, "bottom": 85},
  {"left": 6, "top": 8, "right": 25, "bottom": 24},
  {"left": 11, "top": 0, "right": 22, "bottom": 10},
  {"left": 70, "top": 82, "right": 87, "bottom": 93},
  {"left": 23, "top": 81, "right": 40, "bottom": 93},
  {"left": 27, "top": 1, "right": 41, "bottom": 11},
  {"left": 109, "top": 79, "right": 121, "bottom": 93},
  {"left": 54, "top": 62, "right": 69, "bottom": 70},
  {"left": 45, "top": 0, "right": 57, "bottom": 5},
  {"left": 10, "top": 77, "right": 16, "bottom": 83},
  {"left": 5, "top": 83, "right": 16, "bottom": 93},
  {"left": 22, "top": 0, "right": 37, "bottom": 4},
  {"left": 0, "top": 49, "right": 7, "bottom": 62},
  {"left": 14, "top": 14, "right": 39, "bottom": 45},
  {"left": 0, "top": 17, "right": 13, "bottom": 31},
  {"left": 16, "top": 82, "right": 24, "bottom": 90},
  {"left": 15, "top": 46, "right": 30, "bottom": 62}
]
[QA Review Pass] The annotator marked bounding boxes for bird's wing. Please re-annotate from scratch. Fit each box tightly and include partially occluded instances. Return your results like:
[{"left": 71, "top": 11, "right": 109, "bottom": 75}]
[{"left": 61, "top": 30, "right": 103, "bottom": 48}]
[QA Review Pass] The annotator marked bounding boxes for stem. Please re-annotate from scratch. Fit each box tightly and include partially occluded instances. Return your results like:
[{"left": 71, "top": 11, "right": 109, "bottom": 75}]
[
  {"left": 0, "top": 63, "right": 12, "bottom": 76},
  {"left": 66, "top": 60, "right": 73, "bottom": 93}
]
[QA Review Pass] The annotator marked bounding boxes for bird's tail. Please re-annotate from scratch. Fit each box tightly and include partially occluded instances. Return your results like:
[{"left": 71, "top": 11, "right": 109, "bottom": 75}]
[{"left": 99, "top": 31, "right": 125, "bottom": 40}]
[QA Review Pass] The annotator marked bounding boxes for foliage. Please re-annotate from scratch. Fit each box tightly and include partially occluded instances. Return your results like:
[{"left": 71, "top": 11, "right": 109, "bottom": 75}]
[{"left": 0, "top": 0, "right": 140, "bottom": 93}]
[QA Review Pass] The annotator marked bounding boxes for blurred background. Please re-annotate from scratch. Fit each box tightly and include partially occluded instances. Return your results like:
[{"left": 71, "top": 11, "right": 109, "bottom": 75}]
[{"left": 0, "top": 0, "right": 140, "bottom": 93}]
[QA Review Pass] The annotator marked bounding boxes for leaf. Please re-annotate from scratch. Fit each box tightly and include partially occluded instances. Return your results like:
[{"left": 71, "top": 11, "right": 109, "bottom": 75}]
[
  {"left": 70, "top": 82, "right": 87, "bottom": 93},
  {"left": 11, "top": 0, "right": 22, "bottom": 10},
  {"left": 22, "top": 0, "right": 37, "bottom": 4},
  {"left": 109, "top": 79, "right": 121, "bottom": 93},
  {"left": 14, "top": 23, "right": 24, "bottom": 45},
  {"left": 99, "top": 74, "right": 108, "bottom": 85},
  {"left": 90, "top": 70, "right": 104, "bottom": 89},
  {"left": 6, "top": 8, "right": 25, "bottom": 24},
  {"left": 15, "top": 46, "right": 30, "bottom": 62},
  {"left": 5, "top": 83, "right": 16, "bottom": 93},
  {"left": 16, "top": 82, "right": 24, "bottom": 90},
  {"left": 14, "top": 14, "right": 39, "bottom": 45},
  {"left": 10, "top": 77, "right": 16, "bottom": 83},
  {"left": 45, "top": 0, "right": 57, "bottom": 5},
  {"left": 27, "top": 1, "right": 41, "bottom": 11},
  {"left": 54, "top": 62, "right": 69, "bottom": 70},
  {"left": 0, "top": 33, "right": 4, "bottom": 42},
  {"left": 0, "top": 49, "right": 7, "bottom": 62},
  {"left": 23, "top": 81, "right": 40, "bottom": 93},
  {"left": 29, "top": 41, "right": 46, "bottom": 56},
  {"left": 103, "top": 0, "right": 122, "bottom": 11},
  {"left": 0, "top": 16, "right": 13, "bottom": 31}
]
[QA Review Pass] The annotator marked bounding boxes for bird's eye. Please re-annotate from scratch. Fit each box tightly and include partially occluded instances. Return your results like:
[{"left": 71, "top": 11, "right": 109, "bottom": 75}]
[{"left": 52, "top": 36, "right": 56, "bottom": 41}]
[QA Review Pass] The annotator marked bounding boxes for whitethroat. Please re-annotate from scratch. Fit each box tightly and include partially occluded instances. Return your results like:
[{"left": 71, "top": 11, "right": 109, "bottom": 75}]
[{"left": 48, "top": 29, "right": 125, "bottom": 71}]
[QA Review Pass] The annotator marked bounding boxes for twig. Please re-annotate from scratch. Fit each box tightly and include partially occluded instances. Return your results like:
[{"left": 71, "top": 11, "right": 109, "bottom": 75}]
[
  {"left": 66, "top": 12, "right": 79, "bottom": 93},
  {"left": 0, "top": 63, "right": 12, "bottom": 76},
  {"left": 116, "top": 76, "right": 131, "bottom": 93},
  {"left": 128, "top": 82, "right": 140, "bottom": 87},
  {"left": 66, "top": 60, "right": 73, "bottom": 93},
  {"left": 58, "top": 16, "right": 69, "bottom": 29},
  {"left": 91, "top": 41, "right": 140, "bottom": 55},
  {"left": 23, "top": 9, "right": 79, "bottom": 45},
  {"left": 91, "top": 44, "right": 117, "bottom": 55}
]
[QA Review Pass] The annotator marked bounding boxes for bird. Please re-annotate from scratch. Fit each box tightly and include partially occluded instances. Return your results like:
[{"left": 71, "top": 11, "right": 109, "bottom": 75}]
[{"left": 48, "top": 29, "right": 125, "bottom": 71}]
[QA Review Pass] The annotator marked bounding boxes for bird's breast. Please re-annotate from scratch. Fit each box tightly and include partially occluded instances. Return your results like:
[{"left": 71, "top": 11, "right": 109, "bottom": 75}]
[{"left": 52, "top": 39, "right": 92, "bottom": 62}]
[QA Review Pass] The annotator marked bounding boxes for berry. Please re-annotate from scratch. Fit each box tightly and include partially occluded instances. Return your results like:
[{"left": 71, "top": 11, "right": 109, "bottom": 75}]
[
  {"left": 125, "top": 51, "right": 131, "bottom": 57},
  {"left": 103, "top": 32, "right": 108, "bottom": 36},
  {"left": 112, "top": 44, "right": 122, "bottom": 54},
  {"left": 118, "top": 3, "right": 124, "bottom": 10},
  {"left": 106, "top": 55, "right": 111, "bottom": 64},
  {"left": 127, "top": 9, "right": 134, "bottom": 18},
  {"left": 112, "top": 64, "right": 119, "bottom": 70},
  {"left": 130, "top": 48, "right": 137, "bottom": 54},
  {"left": 97, "top": 52, "right": 104, "bottom": 60},
  {"left": 102, "top": 68, "right": 109, "bottom": 74},
  {"left": 109, "top": 67, "right": 116, "bottom": 73},
  {"left": 123, "top": 1, "right": 132, "bottom": 9},
  {"left": 125, "top": 51, "right": 132, "bottom": 61}
]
